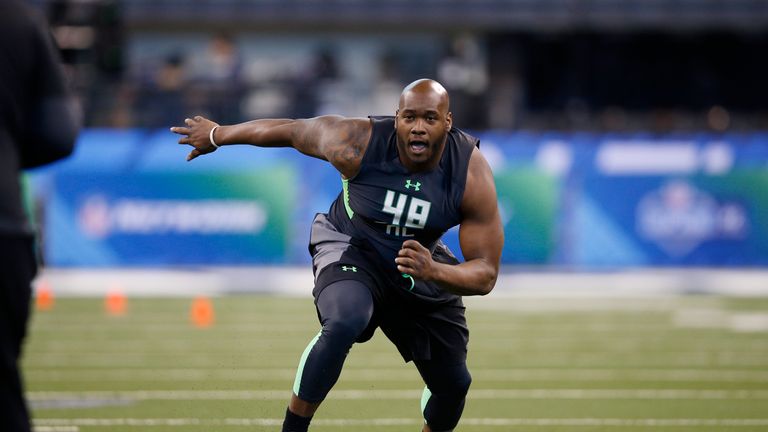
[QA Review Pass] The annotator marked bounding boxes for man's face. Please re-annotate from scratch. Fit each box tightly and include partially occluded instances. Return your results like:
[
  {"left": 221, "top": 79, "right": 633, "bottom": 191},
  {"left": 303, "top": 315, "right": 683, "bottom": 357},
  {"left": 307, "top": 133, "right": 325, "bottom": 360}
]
[{"left": 395, "top": 90, "right": 452, "bottom": 170}]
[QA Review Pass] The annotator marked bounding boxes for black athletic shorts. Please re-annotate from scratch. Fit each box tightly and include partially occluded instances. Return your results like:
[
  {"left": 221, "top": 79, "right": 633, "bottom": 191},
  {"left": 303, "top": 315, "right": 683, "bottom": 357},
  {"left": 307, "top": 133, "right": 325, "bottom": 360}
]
[{"left": 309, "top": 213, "right": 469, "bottom": 363}]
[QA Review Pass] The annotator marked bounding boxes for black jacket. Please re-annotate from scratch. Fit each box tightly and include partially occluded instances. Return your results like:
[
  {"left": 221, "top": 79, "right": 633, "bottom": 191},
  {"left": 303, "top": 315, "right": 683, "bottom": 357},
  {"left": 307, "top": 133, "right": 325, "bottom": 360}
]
[{"left": 0, "top": 0, "right": 79, "bottom": 234}]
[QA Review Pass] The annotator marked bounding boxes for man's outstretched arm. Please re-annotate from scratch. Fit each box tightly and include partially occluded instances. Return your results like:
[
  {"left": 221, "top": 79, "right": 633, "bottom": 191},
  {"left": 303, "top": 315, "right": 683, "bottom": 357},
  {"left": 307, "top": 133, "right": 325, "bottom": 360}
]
[
  {"left": 170, "top": 115, "right": 371, "bottom": 179},
  {"left": 395, "top": 147, "right": 503, "bottom": 296}
]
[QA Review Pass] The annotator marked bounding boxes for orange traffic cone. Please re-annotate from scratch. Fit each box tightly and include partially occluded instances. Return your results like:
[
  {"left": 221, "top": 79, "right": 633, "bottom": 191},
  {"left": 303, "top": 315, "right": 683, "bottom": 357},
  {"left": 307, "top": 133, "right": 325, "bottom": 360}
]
[
  {"left": 105, "top": 288, "right": 128, "bottom": 316},
  {"left": 190, "top": 296, "right": 214, "bottom": 328},
  {"left": 35, "top": 279, "right": 54, "bottom": 311}
]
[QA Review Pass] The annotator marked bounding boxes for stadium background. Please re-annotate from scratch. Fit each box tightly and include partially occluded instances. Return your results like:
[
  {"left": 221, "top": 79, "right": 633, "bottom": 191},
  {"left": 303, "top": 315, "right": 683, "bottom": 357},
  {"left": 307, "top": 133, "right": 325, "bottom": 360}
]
[{"left": 19, "top": 1, "right": 768, "bottom": 431}]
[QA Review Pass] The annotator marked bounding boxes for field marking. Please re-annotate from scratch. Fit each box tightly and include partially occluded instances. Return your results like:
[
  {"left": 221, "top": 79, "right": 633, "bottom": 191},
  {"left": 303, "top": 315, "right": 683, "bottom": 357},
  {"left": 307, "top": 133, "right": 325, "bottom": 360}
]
[
  {"left": 31, "top": 323, "right": 316, "bottom": 332},
  {"left": 27, "top": 389, "right": 768, "bottom": 401},
  {"left": 23, "top": 351, "right": 768, "bottom": 361},
  {"left": 26, "top": 337, "right": 768, "bottom": 352},
  {"left": 32, "top": 323, "right": 681, "bottom": 333},
  {"left": 34, "top": 427, "right": 80, "bottom": 432},
  {"left": 24, "top": 355, "right": 768, "bottom": 372},
  {"left": 25, "top": 367, "right": 768, "bottom": 382},
  {"left": 33, "top": 417, "right": 768, "bottom": 427}
]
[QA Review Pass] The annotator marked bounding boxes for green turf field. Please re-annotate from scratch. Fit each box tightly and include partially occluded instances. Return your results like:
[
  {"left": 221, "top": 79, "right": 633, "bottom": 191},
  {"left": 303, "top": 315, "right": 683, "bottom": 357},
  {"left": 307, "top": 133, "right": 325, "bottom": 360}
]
[{"left": 22, "top": 294, "right": 768, "bottom": 431}]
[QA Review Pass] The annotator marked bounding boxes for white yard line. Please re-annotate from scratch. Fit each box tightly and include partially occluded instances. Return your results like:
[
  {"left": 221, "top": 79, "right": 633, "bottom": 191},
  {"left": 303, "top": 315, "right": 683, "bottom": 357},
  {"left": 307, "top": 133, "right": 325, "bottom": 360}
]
[
  {"left": 25, "top": 353, "right": 768, "bottom": 369},
  {"left": 33, "top": 417, "right": 768, "bottom": 427},
  {"left": 27, "top": 388, "right": 768, "bottom": 401},
  {"left": 25, "top": 367, "right": 768, "bottom": 382},
  {"left": 33, "top": 427, "right": 80, "bottom": 432},
  {"left": 37, "top": 267, "right": 768, "bottom": 297}
]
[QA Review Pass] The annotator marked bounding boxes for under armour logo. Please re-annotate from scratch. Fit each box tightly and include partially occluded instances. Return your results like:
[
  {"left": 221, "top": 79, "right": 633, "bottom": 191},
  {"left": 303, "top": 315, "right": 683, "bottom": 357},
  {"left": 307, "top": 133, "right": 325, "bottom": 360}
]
[
  {"left": 405, "top": 180, "right": 421, "bottom": 191},
  {"left": 341, "top": 266, "right": 357, "bottom": 272}
]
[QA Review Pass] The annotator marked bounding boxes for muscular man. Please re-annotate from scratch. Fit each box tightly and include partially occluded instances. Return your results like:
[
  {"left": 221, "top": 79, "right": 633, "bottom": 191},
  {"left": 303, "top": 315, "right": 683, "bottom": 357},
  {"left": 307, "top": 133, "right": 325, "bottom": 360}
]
[
  {"left": 0, "top": 2, "right": 80, "bottom": 431},
  {"left": 172, "top": 79, "right": 503, "bottom": 431}
]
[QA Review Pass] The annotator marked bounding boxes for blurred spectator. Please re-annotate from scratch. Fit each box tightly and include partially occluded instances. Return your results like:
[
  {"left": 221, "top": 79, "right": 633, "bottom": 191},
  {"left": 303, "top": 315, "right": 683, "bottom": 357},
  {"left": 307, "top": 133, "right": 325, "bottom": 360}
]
[
  {"left": 310, "top": 47, "right": 340, "bottom": 81},
  {"left": 38, "top": 16, "right": 768, "bottom": 132},
  {"left": 0, "top": 2, "right": 79, "bottom": 431},
  {"left": 437, "top": 34, "right": 489, "bottom": 129},
  {"left": 135, "top": 53, "right": 188, "bottom": 127},
  {"left": 188, "top": 33, "right": 245, "bottom": 124},
  {"left": 288, "top": 47, "right": 340, "bottom": 118},
  {"left": 370, "top": 49, "right": 406, "bottom": 115},
  {"left": 292, "top": 47, "right": 342, "bottom": 117},
  {"left": 486, "top": 38, "right": 524, "bottom": 130}
]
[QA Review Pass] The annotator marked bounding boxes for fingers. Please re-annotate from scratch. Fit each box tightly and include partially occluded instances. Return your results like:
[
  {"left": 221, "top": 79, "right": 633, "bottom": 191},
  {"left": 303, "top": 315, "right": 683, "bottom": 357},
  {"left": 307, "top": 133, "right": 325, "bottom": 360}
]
[
  {"left": 396, "top": 258, "right": 415, "bottom": 266},
  {"left": 395, "top": 245, "right": 421, "bottom": 273},
  {"left": 173, "top": 115, "right": 211, "bottom": 132},
  {"left": 396, "top": 258, "right": 415, "bottom": 274},
  {"left": 396, "top": 240, "right": 434, "bottom": 277},
  {"left": 397, "top": 246, "right": 416, "bottom": 259},
  {"left": 175, "top": 116, "right": 211, "bottom": 161},
  {"left": 397, "top": 240, "right": 425, "bottom": 260},
  {"left": 187, "top": 149, "right": 200, "bottom": 161},
  {"left": 400, "top": 239, "right": 426, "bottom": 252},
  {"left": 183, "top": 116, "right": 206, "bottom": 124}
]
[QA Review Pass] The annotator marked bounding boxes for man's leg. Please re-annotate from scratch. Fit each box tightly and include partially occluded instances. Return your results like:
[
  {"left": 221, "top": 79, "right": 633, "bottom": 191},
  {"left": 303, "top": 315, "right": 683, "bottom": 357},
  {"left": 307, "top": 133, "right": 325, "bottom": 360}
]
[
  {"left": 414, "top": 360, "right": 472, "bottom": 432},
  {"left": 0, "top": 236, "right": 36, "bottom": 432},
  {"left": 282, "top": 279, "right": 374, "bottom": 432}
]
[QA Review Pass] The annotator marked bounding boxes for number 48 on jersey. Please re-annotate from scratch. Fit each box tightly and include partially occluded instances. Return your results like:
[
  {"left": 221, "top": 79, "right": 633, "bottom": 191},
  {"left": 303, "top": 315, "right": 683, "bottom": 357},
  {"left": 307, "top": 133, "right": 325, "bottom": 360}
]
[{"left": 381, "top": 190, "right": 432, "bottom": 237}]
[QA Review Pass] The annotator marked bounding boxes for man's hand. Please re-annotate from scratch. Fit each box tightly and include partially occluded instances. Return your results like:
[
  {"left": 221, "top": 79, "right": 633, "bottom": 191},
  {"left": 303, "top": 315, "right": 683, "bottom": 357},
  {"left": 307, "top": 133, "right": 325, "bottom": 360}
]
[
  {"left": 170, "top": 116, "right": 219, "bottom": 161},
  {"left": 395, "top": 240, "right": 436, "bottom": 280}
]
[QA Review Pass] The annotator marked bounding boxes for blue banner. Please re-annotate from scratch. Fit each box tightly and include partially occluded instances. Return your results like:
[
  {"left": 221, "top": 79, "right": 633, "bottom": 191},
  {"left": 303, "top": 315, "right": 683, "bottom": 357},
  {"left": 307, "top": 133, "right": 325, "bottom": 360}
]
[
  {"left": 28, "top": 129, "right": 768, "bottom": 268},
  {"left": 47, "top": 170, "right": 296, "bottom": 266}
]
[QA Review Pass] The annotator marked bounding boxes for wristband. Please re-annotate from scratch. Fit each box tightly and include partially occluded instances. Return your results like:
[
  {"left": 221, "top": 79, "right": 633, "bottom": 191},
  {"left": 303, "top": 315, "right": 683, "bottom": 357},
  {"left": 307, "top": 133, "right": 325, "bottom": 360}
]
[{"left": 209, "top": 125, "right": 220, "bottom": 149}]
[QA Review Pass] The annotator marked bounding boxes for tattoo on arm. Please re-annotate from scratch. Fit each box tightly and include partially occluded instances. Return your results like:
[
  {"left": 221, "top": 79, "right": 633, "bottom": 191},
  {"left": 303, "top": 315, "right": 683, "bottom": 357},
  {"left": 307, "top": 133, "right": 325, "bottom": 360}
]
[
  {"left": 290, "top": 120, "right": 323, "bottom": 159},
  {"left": 327, "top": 121, "right": 366, "bottom": 167},
  {"left": 292, "top": 117, "right": 369, "bottom": 177},
  {"left": 205, "top": 117, "right": 367, "bottom": 172}
]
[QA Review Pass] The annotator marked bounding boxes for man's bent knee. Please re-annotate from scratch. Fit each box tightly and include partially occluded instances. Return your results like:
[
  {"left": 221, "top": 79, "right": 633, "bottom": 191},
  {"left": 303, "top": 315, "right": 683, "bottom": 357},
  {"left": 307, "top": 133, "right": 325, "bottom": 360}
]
[
  {"left": 321, "top": 318, "right": 367, "bottom": 346},
  {"left": 421, "top": 365, "right": 472, "bottom": 431}
]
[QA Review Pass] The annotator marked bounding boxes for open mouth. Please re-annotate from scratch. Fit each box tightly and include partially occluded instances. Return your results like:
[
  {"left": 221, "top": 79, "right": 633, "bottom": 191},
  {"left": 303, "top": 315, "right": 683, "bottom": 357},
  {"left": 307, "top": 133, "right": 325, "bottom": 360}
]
[{"left": 409, "top": 140, "right": 428, "bottom": 154}]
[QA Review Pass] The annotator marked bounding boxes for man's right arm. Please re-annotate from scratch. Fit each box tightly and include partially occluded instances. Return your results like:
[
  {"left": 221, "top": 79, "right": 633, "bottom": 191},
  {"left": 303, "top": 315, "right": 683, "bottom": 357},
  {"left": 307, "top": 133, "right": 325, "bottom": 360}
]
[{"left": 171, "top": 115, "right": 372, "bottom": 179}]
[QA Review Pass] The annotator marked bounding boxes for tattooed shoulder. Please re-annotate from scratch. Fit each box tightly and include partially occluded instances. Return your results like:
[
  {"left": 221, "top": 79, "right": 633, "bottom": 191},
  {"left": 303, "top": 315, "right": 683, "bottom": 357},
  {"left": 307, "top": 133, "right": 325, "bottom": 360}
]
[{"left": 326, "top": 118, "right": 370, "bottom": 175}]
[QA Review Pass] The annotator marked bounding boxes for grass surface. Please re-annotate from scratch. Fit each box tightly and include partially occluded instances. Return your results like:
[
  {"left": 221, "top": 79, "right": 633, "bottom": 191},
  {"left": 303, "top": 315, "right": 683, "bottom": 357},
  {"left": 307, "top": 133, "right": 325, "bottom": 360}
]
[{"left": 22, "top": 294, "right": 768, "bottom": 431}]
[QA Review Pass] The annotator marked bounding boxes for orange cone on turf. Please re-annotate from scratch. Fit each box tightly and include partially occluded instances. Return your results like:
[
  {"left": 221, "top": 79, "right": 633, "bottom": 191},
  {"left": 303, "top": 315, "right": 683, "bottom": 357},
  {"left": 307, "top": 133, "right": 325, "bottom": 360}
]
[
  {"left": 190, "top": 296, "right": 214, "bottom": 328},
  {"left": 35, "top": 279, "right": 54, "bottom": 311},
  {"left": 105, "top": 288, "right": 128, "bottom": 316}
]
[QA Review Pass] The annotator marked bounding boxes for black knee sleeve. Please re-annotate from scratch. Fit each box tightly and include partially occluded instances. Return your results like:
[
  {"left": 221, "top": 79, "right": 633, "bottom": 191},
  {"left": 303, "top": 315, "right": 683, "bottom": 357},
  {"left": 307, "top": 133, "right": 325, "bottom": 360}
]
[
  {"left": 416, "top": 361, "right": 472, "bottom": 431},
  {"left": 292, "top": 280, "right": 374, "bottom": 403}
]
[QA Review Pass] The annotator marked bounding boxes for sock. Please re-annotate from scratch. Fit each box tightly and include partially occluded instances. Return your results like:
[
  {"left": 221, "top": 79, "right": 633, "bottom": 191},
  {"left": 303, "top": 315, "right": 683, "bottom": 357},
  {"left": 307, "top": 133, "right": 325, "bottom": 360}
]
[{"left": 282, "top": 407, "right": 313, "bottom": 432}]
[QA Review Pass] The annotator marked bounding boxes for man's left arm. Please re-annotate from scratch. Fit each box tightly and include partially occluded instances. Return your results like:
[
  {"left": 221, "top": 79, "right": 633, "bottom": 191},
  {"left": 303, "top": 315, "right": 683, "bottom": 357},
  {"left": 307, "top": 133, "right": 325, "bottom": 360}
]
[{"left": 396, "top": 148, "right": 503, "bottom": 296}]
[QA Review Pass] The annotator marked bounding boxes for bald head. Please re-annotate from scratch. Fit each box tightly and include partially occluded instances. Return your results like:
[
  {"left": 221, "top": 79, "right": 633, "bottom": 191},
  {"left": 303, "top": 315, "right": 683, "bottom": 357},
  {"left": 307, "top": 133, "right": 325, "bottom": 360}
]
[
  {"left": 394, "top": 79, "right": 453, "bottom": 171},
  {"left": 399, "top": 79, "right": 450, "bottom": 113}
]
